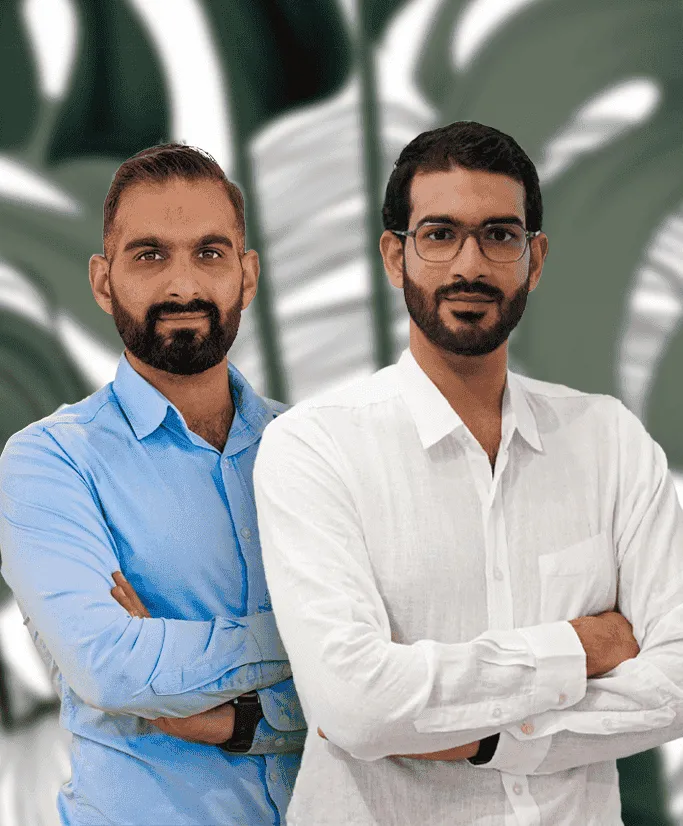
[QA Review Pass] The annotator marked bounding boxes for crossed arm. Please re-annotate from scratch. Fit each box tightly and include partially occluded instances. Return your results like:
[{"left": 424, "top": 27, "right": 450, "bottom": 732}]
[
  {"left": 0, "top": 427, "right": 304, "bottom": 754},
  {"left": 250, "top": 404, "right": 683, "bottom": 767}
]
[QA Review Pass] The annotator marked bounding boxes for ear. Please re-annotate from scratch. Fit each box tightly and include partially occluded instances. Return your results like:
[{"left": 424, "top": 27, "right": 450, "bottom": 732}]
[
  {"left": 89, "top": 254, "right": 113, "bottom": 315},
  {"left": 527, "top": 232, "right": 548, "bottom": 293},
  {"left": 240, "top": 249, "right": 260, "bottom": 310},
  {"left": 380, "top": 230, "right": 406, "bottom": 289}
]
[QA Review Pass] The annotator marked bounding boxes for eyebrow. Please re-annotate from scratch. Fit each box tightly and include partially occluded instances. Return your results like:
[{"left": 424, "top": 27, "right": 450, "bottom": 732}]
[
  {"left": 415, "top": 214, "right": 525, "bottom": 228},
  {"left": 123, "top": 234, "right": 235, "bottom": 253}
]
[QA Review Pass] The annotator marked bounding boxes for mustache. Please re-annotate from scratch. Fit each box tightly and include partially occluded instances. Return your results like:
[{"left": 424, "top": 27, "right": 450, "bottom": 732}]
[
  {"left": 146, "top": 299, "right": 219, "bottom": 323},
  {"left": 436, "top": 281, "right": 503, "bottom": 302}
]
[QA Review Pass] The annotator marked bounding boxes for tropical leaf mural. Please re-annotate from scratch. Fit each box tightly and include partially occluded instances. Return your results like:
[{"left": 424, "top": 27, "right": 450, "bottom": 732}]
[{"left": 0, "top": 0, "right": 682, "bottom": 824}]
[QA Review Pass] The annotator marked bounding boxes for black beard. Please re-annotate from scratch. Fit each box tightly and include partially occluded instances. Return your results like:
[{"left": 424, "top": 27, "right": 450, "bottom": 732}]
[
  {"left": 402, "top": 263, "right": 529, "bottom": 357},
  {"left": 110, "top": 286, "right": 243, "bottom": 376}
]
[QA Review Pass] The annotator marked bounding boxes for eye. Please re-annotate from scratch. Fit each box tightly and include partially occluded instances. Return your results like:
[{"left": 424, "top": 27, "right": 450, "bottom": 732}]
[
  {"left": 136, "top": 250, "right": 164, "bottom": 261},
  {"left": 425, "top": 226, "right": 456, "bottom": 242},
  {"left": 485, "top": 226, "right": 518, "bottom": 243},
  {"left": 198, "top": 249, "right": 221, "bottom": 259}
]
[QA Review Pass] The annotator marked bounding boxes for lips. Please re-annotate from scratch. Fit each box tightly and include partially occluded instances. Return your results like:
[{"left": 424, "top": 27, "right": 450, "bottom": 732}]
[
  {"left": 158, "top": 313, "right": 210, "bottom": 320},
  {"left": 444, "top": 296, "right": 495, "bottom": 304}
]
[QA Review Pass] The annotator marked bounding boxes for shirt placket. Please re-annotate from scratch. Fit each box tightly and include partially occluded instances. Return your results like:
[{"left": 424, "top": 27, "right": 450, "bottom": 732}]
[{"left": 465, "top": 429, "right": 541, "bottom": 826}]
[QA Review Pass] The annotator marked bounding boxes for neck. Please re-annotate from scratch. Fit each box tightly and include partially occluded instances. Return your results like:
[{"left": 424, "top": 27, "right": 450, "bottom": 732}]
[
  {"left": 124, "top": 351, "right": 234, "bottom": 435},
  {"left": 409, "top": 324, "right": 508, "bottom": 418}
]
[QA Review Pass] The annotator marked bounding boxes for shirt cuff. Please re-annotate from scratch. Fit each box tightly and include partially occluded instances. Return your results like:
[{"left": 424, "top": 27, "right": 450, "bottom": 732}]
[
  {"left": 517, "top": 620, "right": 587, "bottom": 710},
  {"left": 243, "top": 716, "right": 307, "bottom": 755},
  {"left": 470, "top": 729, "right": 552, "bottom": 774}
]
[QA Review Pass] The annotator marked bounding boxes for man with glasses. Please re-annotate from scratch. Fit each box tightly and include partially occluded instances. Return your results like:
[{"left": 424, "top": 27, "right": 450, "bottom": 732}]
[{"left": 253, "top": 121, "right": 683, "bottom": 825}]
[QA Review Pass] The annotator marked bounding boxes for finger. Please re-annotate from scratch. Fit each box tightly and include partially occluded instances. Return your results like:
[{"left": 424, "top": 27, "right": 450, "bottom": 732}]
[
  {"left": 111, "top": 585, "right": 140, "bottom": 617},
  {"left": 112, "top": 572, "right": 151, "bottom": 618},
  {"left": 317, "top": 727, "right": 328, "bottom": 740}
]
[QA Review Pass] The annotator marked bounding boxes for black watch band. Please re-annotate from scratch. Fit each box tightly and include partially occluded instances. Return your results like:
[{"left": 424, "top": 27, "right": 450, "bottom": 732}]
[
  {"left": 468, "top": 733, "right": 501, "bottom": 765},
  {"left": 219, "top": 691, "right": 264, "bottom": 753}
]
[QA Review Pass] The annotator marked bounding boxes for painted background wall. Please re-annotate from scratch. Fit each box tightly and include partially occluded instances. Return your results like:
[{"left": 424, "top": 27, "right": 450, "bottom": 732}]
[{"left": 1, "top": 0, "right": 682, "bottom": 823}]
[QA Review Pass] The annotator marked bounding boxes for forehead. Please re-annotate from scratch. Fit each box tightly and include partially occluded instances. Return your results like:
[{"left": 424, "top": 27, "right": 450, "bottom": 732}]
[
  {"left": 112, "top": 178, "right": 239, "bottom": 245},
  {"left": 408, "top": 166, "right": 525, "bottom": 223}
]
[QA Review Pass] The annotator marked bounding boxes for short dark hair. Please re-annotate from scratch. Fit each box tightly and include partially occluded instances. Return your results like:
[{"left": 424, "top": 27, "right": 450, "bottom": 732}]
[
  {"left": 103, "top": 143, "right": 246, "bottom": 255},
  {"left": 382, "top": 121, "right": 542, "bottom": 234}
]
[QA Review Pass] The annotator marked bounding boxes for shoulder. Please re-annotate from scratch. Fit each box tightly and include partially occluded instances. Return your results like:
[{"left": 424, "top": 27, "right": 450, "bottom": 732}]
[
  {"left": 513, "top": 372, "right": 623, "bottom": 422},
  {"left": 0, "top": 384, "right": 117, "bottom": 470},
  {"left": 264, "top": 367, "right": 399, "bottom": 435}
]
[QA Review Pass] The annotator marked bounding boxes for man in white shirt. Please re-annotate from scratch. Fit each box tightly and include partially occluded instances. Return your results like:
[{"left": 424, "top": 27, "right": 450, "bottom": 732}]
[{"left": 252, "top": 121, "right": 683, "bottom": 825}]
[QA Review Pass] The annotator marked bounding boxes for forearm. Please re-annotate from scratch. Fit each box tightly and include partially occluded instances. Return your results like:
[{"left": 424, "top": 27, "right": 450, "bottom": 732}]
[
  {"left": 17, "top": 595, "right": 292, "bottom": 718},
  {"left": 480, "top": 645, "right": 683, "bottom": 774}
]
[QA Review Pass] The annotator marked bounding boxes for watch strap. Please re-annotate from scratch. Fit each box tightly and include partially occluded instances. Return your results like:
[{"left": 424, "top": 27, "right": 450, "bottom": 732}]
[
  {"left": 219, "top": 691, "right": 264, "bottom": 753},
  {"left": 468, "top": 733, "right": 501, "bottom": 765}
]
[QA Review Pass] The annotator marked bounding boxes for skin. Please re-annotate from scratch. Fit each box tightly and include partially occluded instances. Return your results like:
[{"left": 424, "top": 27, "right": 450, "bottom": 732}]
[
  {"left": 90, "top": 177, "right": 259, "bottom": 452},
  {"left": 108, "top": 169, "right": 638, "bottom": 757},
  {"left": 92, "top": 176, "right": 257, "bottom": 742},
  {"left": 380, "top": 165, "right": 548, "bottom": 467}
]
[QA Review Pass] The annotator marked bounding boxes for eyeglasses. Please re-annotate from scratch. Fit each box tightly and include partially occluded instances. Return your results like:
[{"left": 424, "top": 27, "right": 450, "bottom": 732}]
[{"left": 393, "top": 222, "right": 541, "bottom": 264}]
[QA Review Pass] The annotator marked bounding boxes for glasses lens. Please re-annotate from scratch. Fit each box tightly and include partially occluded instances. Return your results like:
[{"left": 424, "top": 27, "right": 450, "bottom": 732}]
[
  {"left": 414, "top": 223, "right": 528, "bottom": 263},
  {"left": 414, "top": 224, "right": 461, "bottom": 262},
  {"left": 479, "top": 224, "right": 527, "bottom": 262}
]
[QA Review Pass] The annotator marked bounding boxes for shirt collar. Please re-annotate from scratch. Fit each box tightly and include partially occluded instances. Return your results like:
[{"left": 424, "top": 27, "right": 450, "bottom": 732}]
[
  {"left": 112, "top": 354, "right": 273, "bottom": 452},
  {"left": 395, "top": 348, "right": 543, "bottom": 453}
]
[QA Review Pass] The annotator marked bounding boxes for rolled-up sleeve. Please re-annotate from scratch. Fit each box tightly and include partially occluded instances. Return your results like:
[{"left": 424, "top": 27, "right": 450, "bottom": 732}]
[
  {"left": 253, "top": 411, "right": 587, "bottom": 762},
  {"left": 0, "top": 427, "right": 291, "bottom": 719}
]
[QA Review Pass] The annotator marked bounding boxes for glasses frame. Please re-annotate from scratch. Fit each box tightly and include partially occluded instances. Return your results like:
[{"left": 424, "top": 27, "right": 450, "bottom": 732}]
[{"left": 392, "top": 223, "right": 541, "bottom": 264}]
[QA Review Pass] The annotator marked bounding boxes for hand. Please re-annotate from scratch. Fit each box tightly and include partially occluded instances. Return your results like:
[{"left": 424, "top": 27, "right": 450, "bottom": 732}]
[
  {"left": 151, "top": 702, "right": 236, "bottom": 744},
  {"left": 317, "top": 728, "right": 479, "bottom": 761},
  {"left": 111, "top": 571, "right": 151, "bottom": 618},
  {"left": 569, "top": 610, "right": 640, "bottom": 677}
]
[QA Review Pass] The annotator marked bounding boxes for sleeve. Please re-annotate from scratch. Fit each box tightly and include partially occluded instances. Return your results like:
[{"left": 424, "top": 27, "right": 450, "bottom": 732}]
[
  {"left": 0, "top": 427, "right": 291, "bottom": 719},
  {"left": 472, "top": 401, "right": 683, "bottom": 775},
  {"left": 253, "top": 412, "right": 587, "bottom": 762},
  {"left": 230, "top": 677, "right": 307, "bottom": 755}
]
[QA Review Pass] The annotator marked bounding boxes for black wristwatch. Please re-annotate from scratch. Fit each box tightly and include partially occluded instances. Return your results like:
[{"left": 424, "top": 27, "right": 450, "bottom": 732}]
[
  {"left": 468, "top": 733, "right": 500, "bottom": 765},
  {"left": 219, "top": 691, "right": 264, "bottom": 753}
]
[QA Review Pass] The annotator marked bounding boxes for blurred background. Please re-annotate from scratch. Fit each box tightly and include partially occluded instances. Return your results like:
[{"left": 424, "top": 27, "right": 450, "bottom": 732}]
[{"left": 1, "top": 0, "right": 682, "bottom": 823}]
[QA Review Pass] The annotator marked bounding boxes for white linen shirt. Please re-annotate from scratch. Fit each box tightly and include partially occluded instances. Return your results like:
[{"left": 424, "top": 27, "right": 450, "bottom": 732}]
[{"left": 253, "top": 348, "right": 683, "bottom": 826}]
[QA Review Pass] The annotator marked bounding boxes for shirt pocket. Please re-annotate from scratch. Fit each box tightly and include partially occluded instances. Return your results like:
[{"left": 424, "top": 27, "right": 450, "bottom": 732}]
[{"left": 538, "top": 531, "right": 617, "bottom": 623}]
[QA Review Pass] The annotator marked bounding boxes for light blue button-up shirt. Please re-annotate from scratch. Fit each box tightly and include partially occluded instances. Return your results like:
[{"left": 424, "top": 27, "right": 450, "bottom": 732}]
[{"left": 0, "top": 355, "right": 306, "bottom": 825}]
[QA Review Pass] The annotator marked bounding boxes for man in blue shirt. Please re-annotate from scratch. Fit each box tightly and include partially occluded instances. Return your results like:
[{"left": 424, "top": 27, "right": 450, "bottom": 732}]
[{"left": 0, "top": 144, "right": 306, "bottom": 825}]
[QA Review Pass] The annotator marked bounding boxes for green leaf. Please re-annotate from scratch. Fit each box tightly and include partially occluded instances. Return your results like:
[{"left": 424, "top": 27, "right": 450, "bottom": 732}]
[
  {"left": 360, "top": 1, "right": 414, "bottom": 41},
  {"left": 646, "top": 321, "right": 683, "bottom": 469},
  {"left": 518, "top": 110, "right": 683, "bottom": 396},
  {"left": 0, "top": 311, "right": 88, "bottom": 449},
  {"left": 421, "top": 0, "right": 682, "bottom": 164},
  {"left": 203, "top": 0, "right": 352, "bottom": 140},
  {"left": 0, "top": 3, "right": 39, "bottom": 148},
  {"left": 46, "top": 0, "right": 170, "bottom": 163}
]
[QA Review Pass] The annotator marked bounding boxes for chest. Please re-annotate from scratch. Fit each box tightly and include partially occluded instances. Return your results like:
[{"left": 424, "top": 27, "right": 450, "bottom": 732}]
[
  {"left": 87, "top": 438, "right": 268, "bottom": 619},
  {"left": 349, "top": 430, "right": 618, "bottom": 646}
]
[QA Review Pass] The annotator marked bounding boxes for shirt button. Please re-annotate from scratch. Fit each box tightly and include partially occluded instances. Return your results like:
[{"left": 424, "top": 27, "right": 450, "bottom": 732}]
[
  {"left": 493, "top": 567, "right": 504, "bottom": 581},
  {"left": 520, "top": 722, "right": 534, "bottom": 736},
  {"left": 269, "top": 771, "right": 278, "bottom": 782},
  {"left": 240, "top": 527, "right": 252, "bottom": 539},
  {"left": 558, "top": 692, "right": 567, "bottom": 705},
  {"left": 492, "top": 706, "right": 502, "bottom": 719},
  {"left": 275, "top": 737, "right": 285, "bottom": 746},
  {"left": 603, "top": 718, "right": 613, "bottom": 731},
  {"left": 513, "top": 782, "right": 523, "bottom": 796}
]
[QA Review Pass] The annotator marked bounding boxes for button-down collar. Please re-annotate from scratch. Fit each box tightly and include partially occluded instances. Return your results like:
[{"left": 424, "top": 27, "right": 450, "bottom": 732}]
[
  {"left": 112, "top": 353, "right": 272, "bottom": 455},
  {"left": 396, "top": 348, "right": 542, "bottom": 453}
]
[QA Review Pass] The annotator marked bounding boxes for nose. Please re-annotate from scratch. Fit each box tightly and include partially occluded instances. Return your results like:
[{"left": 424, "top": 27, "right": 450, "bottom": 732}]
[
  {"left": 165, "top": 261, "right": 202, "bottom": 302},
  {"left": 448, "top": 233, "right": 490, "bottom": 281}
]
